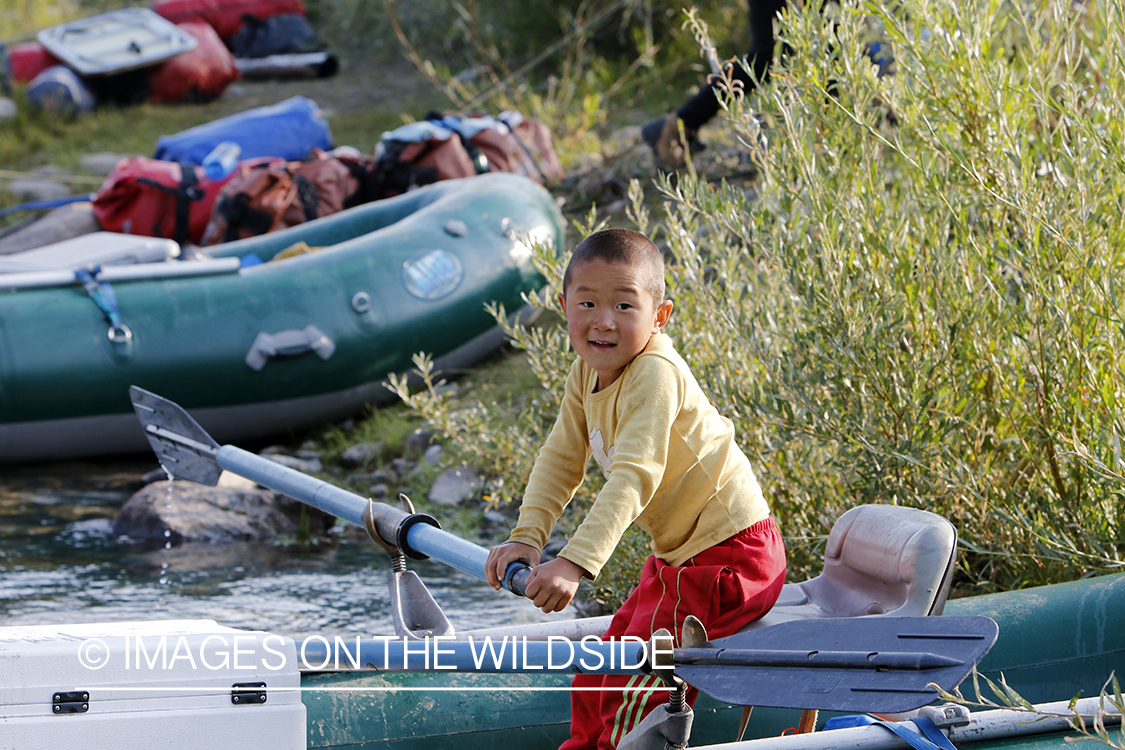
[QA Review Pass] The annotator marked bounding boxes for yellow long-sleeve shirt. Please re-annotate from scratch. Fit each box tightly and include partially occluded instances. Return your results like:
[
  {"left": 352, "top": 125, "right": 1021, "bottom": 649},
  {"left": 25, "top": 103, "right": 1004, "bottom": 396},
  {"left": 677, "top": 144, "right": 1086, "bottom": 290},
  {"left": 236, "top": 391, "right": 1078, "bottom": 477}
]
[{"left": 508, "top": 333, "right": 770, "bottom": 579}]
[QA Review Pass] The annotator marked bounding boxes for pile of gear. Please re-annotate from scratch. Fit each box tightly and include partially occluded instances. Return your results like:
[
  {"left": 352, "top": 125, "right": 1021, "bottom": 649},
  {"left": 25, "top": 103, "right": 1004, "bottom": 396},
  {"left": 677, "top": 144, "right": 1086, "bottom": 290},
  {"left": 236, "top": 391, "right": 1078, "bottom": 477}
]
[
  {"left": 2, "top": 0, "right": 335, "bottom": 119},
  {"left": 90, "top": 97, "right": 563, "bottom": 248}
]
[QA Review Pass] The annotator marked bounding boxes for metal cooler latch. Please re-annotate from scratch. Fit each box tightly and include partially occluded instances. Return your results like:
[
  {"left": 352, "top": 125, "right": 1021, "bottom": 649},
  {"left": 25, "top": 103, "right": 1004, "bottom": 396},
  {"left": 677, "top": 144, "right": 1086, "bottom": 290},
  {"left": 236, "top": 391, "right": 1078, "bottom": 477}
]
[
  {"left": 52, "top": 691, "right": 89, "bottom": 714},
  {"left": 231, "top": 682, "right": 267, "bottom": 705}
]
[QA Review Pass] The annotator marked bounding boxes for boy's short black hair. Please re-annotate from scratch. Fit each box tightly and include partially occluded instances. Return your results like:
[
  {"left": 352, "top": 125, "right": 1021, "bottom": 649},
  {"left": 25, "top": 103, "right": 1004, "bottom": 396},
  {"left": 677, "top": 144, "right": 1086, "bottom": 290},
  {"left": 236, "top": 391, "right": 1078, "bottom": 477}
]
[{"left": 563, "top": 227, "right": 665, "bottom": 303}]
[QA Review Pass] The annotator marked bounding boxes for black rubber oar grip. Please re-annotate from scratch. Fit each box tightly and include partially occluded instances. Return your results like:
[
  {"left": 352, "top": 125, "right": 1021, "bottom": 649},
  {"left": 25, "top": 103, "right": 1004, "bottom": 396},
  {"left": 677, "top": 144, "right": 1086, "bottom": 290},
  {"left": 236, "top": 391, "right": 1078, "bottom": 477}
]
[{"left": 504, "top": 562, "right": 533, "bottom": 597}]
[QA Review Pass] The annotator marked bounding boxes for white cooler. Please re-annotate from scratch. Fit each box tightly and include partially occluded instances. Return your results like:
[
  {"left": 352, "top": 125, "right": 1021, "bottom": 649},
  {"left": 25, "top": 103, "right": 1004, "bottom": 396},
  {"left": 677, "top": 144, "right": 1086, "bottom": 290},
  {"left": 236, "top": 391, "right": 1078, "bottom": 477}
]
[{"left": 0, "top": 620, "right": 305, "bottom": 750}]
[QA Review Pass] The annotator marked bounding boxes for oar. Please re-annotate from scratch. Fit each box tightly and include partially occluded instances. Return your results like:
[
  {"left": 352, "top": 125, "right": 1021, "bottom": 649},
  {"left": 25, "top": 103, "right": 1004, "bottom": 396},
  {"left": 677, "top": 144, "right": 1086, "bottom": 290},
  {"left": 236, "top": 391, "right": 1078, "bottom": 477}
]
[
  {"left": 128, "top": 385, "right": 534, "bottom": 599},
  {"left": 297, "top": 615, "right": 998, "bottom": 713}
]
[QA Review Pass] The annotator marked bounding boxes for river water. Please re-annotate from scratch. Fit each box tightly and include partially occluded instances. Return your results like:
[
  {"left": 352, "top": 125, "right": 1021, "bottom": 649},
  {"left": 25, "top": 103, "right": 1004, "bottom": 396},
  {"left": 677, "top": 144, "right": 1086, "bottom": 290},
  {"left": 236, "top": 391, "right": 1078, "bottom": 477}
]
[{"left": 0, "top": 459, "right": 572, "bottom": 638}]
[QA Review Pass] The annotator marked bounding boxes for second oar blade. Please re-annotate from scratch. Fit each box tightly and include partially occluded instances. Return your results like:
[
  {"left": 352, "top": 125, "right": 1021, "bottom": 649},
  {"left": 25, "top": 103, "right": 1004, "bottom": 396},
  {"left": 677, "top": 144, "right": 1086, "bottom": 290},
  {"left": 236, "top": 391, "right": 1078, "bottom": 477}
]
[
  {"left": 130, "top": 385, "right": 222, "bottom": 485},
  {"left": 675, "top": 615, "right": 998, "bottom": 713}
]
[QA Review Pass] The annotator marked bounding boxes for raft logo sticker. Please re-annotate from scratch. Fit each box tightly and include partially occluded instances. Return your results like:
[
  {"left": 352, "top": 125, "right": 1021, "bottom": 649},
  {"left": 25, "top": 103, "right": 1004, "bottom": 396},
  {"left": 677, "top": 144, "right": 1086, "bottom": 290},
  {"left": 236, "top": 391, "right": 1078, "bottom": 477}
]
[{"left": 402, "top": 248, "right": 464, "bottom": 300}]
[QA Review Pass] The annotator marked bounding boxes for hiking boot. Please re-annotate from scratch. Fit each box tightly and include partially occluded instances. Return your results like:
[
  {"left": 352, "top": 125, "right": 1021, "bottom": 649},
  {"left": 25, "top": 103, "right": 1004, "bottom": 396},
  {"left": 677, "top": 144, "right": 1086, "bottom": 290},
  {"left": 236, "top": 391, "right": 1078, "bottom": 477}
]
[{"left": 641, "top": 114, "right": 703, "bottom": 170}]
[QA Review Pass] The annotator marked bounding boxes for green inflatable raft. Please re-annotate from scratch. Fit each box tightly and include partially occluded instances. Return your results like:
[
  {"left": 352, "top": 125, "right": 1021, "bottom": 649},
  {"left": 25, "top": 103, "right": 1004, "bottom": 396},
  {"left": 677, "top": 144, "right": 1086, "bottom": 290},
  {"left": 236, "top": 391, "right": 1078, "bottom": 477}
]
[
  {"left": 0, "top": 173, "right": 562, "bottom": 463},
  {"left": 299, "top": 569, "right": 1125, "bottom": 750}
]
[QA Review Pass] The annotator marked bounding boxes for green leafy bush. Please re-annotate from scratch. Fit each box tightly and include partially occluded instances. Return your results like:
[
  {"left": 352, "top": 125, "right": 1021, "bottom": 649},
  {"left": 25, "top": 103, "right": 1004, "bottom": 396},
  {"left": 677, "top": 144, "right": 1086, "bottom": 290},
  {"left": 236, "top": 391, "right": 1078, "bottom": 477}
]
[{"left": 397, "top": 0, "right": 1125, "bottom": 605}]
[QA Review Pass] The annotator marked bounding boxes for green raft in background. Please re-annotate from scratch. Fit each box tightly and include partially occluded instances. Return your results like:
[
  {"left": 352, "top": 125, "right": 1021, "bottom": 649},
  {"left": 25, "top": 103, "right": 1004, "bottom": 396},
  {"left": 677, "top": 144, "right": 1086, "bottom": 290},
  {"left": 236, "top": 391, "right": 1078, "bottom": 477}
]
[
  {"left": 301, "top": 572, "right": 1125, "bottom": 750},
  {"left": 0, "top": 173, "right": 562, "bottom": 463}
]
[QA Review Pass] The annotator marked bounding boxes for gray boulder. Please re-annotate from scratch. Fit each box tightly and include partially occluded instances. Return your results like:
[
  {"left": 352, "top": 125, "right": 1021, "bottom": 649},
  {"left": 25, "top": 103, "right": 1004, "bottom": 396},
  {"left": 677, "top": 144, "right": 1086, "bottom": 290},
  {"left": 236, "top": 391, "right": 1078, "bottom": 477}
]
[
  {"left": 406, "top": 428, "right": 436, "bottom": 457},
  {"left": 0, "top": 202, "right": 99, "bottom": 256},
  {"left": 8, "top": 178, "right": 71, "bottom": 202},
  {"left": 80, "top": 152, "right": 128, "bottom": 175},
  {"left": 340, "top": 441, "right": 385, "bottom": 468},
  {"left": 112, "top": 481, "right": 334, "bottom": 544},
  {"left": 428, "top": 466, "right": 481, "bottom": 506},
  {"left": 263, "top": 452, "right": 323, "bottom": 473}
]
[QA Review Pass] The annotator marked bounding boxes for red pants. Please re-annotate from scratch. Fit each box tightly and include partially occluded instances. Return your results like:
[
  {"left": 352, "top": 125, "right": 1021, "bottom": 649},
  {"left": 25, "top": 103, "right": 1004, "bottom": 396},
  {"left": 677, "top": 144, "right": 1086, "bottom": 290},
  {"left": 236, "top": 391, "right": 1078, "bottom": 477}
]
[{"left": 559, "top": 516, "right": 786, "bottom": 750}]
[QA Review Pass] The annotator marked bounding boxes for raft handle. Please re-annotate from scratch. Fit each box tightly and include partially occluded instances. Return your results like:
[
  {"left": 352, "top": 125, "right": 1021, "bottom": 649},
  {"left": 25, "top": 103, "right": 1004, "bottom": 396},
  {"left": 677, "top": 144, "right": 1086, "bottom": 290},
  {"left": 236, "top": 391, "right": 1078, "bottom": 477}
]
[{"left": 245, "top": 325, "right": 336, "bottom": 371}]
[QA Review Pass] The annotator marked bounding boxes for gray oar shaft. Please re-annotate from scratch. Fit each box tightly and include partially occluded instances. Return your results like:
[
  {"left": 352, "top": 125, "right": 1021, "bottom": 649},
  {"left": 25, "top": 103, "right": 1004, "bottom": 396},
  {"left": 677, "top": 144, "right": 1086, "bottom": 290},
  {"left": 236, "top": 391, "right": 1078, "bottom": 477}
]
[
  {"left": 215, "top": 445, "right": 528, "bottom": 594},
  {"left": 674, "top": 648, "right": 962, "bottom": 670},
  {"left": 218, "top": 445, "right": 371, "bottom": 528}
]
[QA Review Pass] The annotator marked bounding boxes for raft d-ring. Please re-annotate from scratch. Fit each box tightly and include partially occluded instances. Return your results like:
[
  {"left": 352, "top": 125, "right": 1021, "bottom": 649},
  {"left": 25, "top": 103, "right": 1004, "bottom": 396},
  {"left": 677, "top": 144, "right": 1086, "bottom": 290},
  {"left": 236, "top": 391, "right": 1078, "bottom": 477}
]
[
  {"left": 108, "top": 324, "right": 133, "bottom": 344},
  {"left": 351, "top": 291, "right": 371, "bottom": 313}
]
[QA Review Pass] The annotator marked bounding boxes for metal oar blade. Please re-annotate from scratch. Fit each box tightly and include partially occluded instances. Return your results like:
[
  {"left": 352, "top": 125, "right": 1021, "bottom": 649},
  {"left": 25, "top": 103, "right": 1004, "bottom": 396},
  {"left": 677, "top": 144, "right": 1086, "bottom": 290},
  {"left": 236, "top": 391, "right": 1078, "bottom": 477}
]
[
  {"left": 130, "top": 385, "right": 222, "bottom": 485},
  {"left": 675, "top": 615, "right": 998, "bottom": 713}
]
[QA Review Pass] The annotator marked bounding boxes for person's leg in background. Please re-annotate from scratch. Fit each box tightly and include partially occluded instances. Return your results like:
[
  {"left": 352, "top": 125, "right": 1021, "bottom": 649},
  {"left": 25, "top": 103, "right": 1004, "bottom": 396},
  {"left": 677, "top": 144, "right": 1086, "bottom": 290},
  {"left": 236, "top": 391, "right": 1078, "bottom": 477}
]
[{"left": 643, "top": 0, "right": 788, "bottom": 166}]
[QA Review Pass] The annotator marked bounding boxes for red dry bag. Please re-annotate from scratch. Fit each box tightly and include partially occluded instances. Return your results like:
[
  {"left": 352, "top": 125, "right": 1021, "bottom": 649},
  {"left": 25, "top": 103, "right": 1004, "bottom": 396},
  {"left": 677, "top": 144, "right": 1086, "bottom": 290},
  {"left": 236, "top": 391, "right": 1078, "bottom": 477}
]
[
  {"left": 8, "top": 42, "right": 60, "bottom": 85},
  {"left": 92, "top": 157, "right": 239, "bottom": 245},
  {"left": 148, "top": 21, "right": 240, "bottom": 104},
  {"left": 151, "top": 0, "right": 306, "bottom": 40}
]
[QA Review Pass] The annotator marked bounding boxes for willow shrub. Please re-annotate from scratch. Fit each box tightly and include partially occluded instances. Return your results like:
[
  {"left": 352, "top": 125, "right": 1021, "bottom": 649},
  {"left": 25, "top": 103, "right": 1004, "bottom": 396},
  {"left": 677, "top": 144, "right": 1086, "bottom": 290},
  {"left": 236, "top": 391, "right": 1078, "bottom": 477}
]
[{"left": 396, "top": 0, "right": 1125, "bottom": 605}]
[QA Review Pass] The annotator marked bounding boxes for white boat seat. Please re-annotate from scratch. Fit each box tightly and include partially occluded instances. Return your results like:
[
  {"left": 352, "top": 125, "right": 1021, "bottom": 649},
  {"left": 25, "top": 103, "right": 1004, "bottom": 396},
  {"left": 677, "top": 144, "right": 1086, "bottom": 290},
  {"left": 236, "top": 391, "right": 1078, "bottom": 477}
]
[
  {"left": 744, "top": 504, "right": 957, "bottom": 632},
  {"left": 0, "top": 232, "right": 180, "bottom": 274}
]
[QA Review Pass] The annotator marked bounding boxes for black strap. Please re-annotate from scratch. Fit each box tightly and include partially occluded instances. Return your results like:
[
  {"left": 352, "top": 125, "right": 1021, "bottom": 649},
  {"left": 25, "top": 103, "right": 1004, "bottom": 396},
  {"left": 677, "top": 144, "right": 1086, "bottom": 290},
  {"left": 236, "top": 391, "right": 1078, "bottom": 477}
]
[
  {"left": 173, "top": 167, "right": 199, "bottom": 246},
  {"left": 135, "top": 165, "right": 203, "bottom": 245},
  {"left": 339, "top": 159, "right": 380, "bottom": 206},
  {"left": 216, "top": 193, "right": 275, "bottom": 243},
  {"left": 292, "top": 173, "right": 319, "bottom": 223},
  {"left": 374, "top": 140, "right": 436, "bottom": 195},
  {"left": 455, "top": 132, "right": 490, "bottom": 174}
]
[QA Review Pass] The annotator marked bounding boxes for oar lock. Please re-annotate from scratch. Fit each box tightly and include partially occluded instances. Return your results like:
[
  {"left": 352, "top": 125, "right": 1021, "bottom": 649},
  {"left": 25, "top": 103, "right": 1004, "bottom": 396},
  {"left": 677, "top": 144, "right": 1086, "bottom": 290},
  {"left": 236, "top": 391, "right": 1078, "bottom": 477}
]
[
  {"left": 361, "top": 493, "right": 455, "bottom": 641},
  {"left": 361, "top": 493, "right": 442, "bottom": 571}
]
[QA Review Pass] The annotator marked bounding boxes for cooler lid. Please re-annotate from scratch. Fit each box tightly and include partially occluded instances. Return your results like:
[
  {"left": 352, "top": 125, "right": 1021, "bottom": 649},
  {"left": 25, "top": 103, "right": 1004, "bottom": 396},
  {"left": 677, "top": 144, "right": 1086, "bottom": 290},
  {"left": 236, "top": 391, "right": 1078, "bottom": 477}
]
[
  {"left": 0, "top": 620, "right": 300, "bottom": 715},
  {"left": 37, "top": 8, "right": 198, "bottom": 77}
]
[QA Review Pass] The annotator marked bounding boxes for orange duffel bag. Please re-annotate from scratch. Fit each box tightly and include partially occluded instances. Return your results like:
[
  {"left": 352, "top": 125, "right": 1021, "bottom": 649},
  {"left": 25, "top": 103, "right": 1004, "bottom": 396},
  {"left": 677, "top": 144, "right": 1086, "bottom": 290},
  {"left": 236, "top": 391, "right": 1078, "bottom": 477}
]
[{"left": 201, "top": 152, "right": 375, "bottom": 245}]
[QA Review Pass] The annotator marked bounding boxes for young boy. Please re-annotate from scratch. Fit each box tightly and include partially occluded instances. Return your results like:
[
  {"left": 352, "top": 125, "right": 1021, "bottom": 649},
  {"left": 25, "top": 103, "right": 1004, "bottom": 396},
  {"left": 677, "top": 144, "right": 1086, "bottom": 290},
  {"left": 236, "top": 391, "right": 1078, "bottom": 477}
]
[{"left": 485, "top": 227, "right": 786, "bottom": 750}]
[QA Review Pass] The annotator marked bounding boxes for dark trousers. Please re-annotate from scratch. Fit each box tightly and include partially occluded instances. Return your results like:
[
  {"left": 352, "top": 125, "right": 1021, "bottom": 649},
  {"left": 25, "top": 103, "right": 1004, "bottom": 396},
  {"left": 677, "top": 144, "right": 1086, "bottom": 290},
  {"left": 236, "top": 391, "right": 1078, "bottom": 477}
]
[{"left": 676, "top": 0, "right": 788, "bottom": 131}]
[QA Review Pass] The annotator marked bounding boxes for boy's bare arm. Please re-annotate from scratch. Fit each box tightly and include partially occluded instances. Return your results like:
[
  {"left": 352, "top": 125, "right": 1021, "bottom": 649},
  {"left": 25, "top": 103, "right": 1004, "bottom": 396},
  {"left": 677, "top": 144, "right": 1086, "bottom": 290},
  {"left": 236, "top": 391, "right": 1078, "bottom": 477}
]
[
  {"left": 485, "top": 541, "right": 542, "bottom": 589},
  {"left": 525, "top": 557, "right": 588, "bottom": 613}
]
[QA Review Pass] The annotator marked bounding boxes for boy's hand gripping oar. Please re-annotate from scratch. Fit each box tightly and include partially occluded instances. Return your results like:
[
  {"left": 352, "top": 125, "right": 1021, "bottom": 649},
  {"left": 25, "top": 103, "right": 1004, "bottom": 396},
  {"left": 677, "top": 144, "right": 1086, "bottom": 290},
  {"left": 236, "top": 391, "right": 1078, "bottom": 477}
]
[{"left": 129, "top": 386, "right": 533, "bottom": 637}]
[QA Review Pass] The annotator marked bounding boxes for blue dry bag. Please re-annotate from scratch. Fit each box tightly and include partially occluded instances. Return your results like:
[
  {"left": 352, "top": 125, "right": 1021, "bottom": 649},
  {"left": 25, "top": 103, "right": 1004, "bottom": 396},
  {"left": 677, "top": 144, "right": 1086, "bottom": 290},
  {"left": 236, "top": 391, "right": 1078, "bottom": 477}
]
[{"left": 153, "top": 96, "right": 333, "bottom": 165}]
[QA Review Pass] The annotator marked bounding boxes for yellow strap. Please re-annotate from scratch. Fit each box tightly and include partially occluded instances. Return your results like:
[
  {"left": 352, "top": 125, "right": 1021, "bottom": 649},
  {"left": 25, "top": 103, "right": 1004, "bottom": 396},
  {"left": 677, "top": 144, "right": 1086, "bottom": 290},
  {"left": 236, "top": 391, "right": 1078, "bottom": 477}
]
[
  {"left": 737, "top": 705, "right": 754, "bottom": 742},
  {"left": 797, "top": 709, "right": 819, "bottom": 734},
  {"left": 271, "top": 241, "right": 323, "bottom": 261}
]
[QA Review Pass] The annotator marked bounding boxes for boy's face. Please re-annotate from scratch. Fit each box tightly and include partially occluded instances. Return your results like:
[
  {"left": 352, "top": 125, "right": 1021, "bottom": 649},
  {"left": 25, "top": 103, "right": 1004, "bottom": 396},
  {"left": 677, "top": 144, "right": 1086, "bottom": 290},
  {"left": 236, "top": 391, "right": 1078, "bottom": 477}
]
[{"left": 558, "top": 258, "right": 673, "bottom": 392}]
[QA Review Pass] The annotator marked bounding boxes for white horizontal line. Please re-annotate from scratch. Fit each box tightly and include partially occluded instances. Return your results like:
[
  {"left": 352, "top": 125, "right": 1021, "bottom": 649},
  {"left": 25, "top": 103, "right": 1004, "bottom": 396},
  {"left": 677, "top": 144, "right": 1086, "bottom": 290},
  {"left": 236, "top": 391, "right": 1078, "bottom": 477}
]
[{"left": 73, "top": 686, "right": 671, "bottom": 693}]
